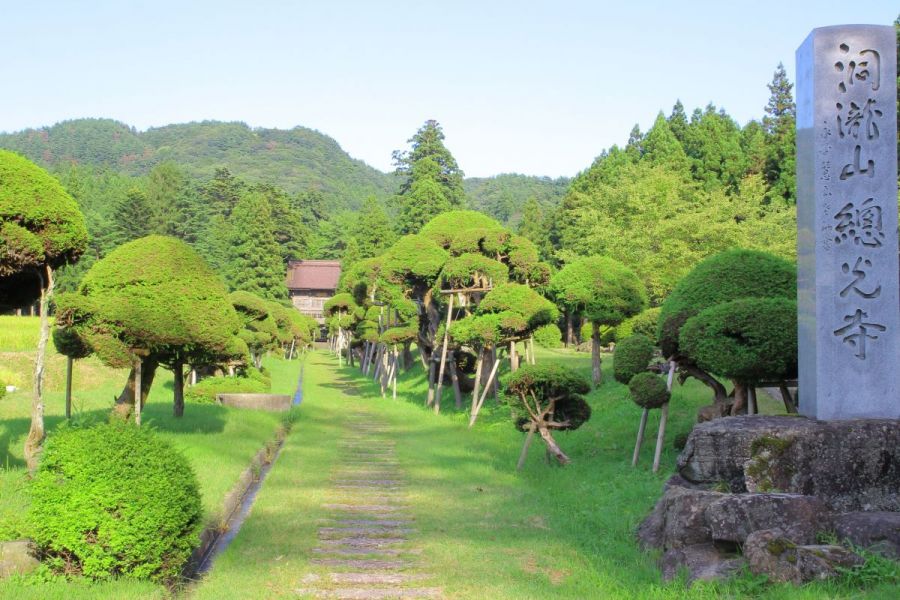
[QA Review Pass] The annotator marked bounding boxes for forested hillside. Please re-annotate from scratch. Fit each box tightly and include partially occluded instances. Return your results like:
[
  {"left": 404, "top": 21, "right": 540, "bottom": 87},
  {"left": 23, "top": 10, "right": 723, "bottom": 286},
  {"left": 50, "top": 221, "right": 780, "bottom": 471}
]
[
  {"left": 0, "top": 119, "right": 396, "bottom": 212},
  {"left": 464, "top": 174, "right": 569, "bottom": 226}
]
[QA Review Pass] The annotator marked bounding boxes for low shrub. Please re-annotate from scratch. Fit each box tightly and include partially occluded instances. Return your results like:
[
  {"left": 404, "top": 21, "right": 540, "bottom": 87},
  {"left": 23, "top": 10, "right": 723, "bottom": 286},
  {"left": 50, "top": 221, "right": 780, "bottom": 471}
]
[
  {"left": 628, "top": 372, "right": 670, "bottom": 409},
  {"left": 30, "top": 422, "right": 202, "bottom": 584},
  {"left": 533, "top": 323, "right": 562, "bottom": 348},
  {"left": 613, "top": 334, "right": 655, "bottom": 384},
  {"left": 185, "top": 376, "right": 268, "bottom": 403}
]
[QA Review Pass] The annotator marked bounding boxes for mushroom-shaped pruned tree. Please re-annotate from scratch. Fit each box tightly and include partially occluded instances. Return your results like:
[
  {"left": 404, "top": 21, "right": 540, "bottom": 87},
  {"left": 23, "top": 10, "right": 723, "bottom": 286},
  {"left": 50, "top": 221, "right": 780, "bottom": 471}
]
[
  {"left": 548, "top": 256, "right": 647, "bottom": 386},
  {"left": 230, "top": 291, "right": 281, "bottom": 370},
  {"left": 54, "top": 236, "right": 240, "bottom": 419},
  {"left": 323, "top": 292, "right": 362, "bottom": 366},
  {"left": 680, "top": 296, "right": 798, "bottom": 415},
  {"left": 504, "top": 364, "right": 592, "bottom": 468},
  {"left": 453, "top": 283, "right": 559, "bottom": 425},
  {"left": 656, "top": 248, "right": 796, "bottom": 413},
  {"left": 0, "top": 150, "right": 88, "bottom": 470}
]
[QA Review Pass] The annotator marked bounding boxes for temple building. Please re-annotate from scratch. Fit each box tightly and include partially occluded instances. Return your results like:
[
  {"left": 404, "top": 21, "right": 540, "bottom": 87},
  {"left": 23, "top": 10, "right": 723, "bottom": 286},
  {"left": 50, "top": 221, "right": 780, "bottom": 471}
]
[{"left": 286, "top": 259, "right": 341, "bottom": 324}]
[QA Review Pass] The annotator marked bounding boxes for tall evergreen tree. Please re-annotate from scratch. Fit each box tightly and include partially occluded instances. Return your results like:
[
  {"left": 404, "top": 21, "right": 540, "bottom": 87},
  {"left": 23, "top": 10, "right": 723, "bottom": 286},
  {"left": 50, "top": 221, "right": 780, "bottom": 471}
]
[
  {"left": 517, "top": 198, "right": 553, "bottom": 262},
  {"left": 667, "top": 100, "right": 689, "bottom": 143},
  {"left": 762, "top": 63, "right": 796, "bottom": 203},
  {"left": 225, "top": 192, "right": 285, "bottom": 300},
  {"left": 254, "top": 183, "right": 310, "bottom": 263},
  {"left": 393, "top": 120, "right": 465, "bottom": 233},
  {"left": 110, "top": 188, "right": 155, "bottom": 248},
  {"left": 642, "top": 112, "right": 689, "bottom": 171},
  {"left": 353, "top": 196, "right": 396, "bottom": 258}
]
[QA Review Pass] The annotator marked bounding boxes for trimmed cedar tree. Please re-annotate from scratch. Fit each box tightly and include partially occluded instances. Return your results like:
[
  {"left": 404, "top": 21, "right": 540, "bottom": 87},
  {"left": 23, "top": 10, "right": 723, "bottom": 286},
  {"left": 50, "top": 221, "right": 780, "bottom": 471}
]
[
  {"left": 54, "top": 235, "right": 240, "bottom": 419},
  {"left": 504, "top": 363, "right": 592, "bottom": 466},
  {"left": 230, "top": 290, "right": 282, "bottom": 369},
  {"left": 549, "top": 256, "right": 647, "bottom": 386},
  {"left": 0, "top": 150, "right": 88, "bottom": 471},
  {"left": 613, "top": 334, "right": 655, "bottom": 385},
  {"left": 628, "top": 372, "right": 671, "bottom": 409},
  {"left": 656, "top": 248, "right": 795, "bottom": 405},
  {"left": 679, "top": 296, "right": 797, "bottom": 413}
]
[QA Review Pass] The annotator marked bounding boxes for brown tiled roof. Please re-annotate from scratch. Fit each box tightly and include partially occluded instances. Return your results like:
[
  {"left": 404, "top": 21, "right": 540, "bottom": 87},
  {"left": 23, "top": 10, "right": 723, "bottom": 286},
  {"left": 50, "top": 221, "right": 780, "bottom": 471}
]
[{"left": 286, "top": 260, "right": 341, "bottom": 291}]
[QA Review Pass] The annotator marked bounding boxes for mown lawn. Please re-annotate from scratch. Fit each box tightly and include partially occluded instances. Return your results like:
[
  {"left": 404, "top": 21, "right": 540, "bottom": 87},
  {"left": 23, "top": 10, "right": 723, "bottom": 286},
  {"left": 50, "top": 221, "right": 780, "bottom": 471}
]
[
  {"left": 192, "top": 348, "right": 897, "bottom": 599},
  {"left": 0, "top": 317, "right": 301, "bottom": 598}
]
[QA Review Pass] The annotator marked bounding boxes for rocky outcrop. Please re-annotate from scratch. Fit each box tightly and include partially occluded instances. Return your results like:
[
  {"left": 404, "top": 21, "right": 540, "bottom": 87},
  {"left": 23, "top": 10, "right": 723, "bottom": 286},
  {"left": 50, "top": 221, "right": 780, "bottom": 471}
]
[
  {"left": 834, "top": 512, "right": 900, "bottom": 559},
  {"left": 744, "top": 528, "right": 863, "bottom": 584},
  {"left": 638, "top": 415, "right": 900, "bottom": 584},
  {"left": 704, "top": 493, "right": 829, "bottom": 544},
  {"left": 678, "top": 416, "right": 900, "bottom": 511}
]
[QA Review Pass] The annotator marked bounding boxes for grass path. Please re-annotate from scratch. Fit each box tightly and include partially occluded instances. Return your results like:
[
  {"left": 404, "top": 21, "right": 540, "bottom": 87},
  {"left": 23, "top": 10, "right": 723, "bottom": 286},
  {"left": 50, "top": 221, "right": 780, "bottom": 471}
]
[{"left": 192, "top": 350, "right": 897, "bottom": 600}]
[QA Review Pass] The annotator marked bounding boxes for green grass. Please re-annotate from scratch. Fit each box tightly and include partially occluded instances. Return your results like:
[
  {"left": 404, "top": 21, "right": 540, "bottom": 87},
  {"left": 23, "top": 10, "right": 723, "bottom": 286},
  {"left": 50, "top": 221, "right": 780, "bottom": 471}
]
[
  {"left": 190, "top": 349, "right": 897, "bottom": 599},
  {"left": 0, "top": 317, "right": 302, "bottom": 598}
]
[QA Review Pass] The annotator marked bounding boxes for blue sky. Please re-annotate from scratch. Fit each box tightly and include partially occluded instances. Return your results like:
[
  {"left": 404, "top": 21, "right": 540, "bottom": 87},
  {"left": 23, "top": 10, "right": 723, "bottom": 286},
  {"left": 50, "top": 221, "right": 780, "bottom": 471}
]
[{"left": 0, "top": 1, "right": 896, "bottom": 177}]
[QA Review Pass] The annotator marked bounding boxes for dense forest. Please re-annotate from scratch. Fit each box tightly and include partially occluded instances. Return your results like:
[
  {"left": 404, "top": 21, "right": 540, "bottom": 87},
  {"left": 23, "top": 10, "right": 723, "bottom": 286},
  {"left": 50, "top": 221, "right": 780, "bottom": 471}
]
[{"left": 0, "top": 63, "right": 819, "bottom": 303}]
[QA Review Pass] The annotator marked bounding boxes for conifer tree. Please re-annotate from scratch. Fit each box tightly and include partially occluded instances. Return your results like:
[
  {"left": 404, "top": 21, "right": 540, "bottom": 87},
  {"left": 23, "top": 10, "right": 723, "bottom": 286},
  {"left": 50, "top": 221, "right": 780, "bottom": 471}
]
[
  {"left": 517, "top": 198, "right": 553, "bottom": 262},
  {"left": 642, "top": 112, "right": 689, "bottom": 171},
  {"left": 110, "top": 188, "right": 156, "bottom": 248},
  {"left": 762, "top": 63, "right": 796, "bottom": 203},
  {"left": 225, "top": 192, "right": 286, "bottom": 300},
  {"left": 354, "top": 196, "right": 396, "bottom": 258},
  {"left": 667, "top": 100, "right": 689, "bottom": 143},
  {"left": 393, "top": 120, "right": 465, "bottom": 233}
]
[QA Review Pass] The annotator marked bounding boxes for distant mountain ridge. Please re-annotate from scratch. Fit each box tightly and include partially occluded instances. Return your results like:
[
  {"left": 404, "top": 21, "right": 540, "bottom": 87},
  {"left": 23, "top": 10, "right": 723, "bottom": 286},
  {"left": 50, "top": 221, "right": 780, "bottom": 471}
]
[{"left": 0, "top": 118, "right": 568, "bottom": 219}]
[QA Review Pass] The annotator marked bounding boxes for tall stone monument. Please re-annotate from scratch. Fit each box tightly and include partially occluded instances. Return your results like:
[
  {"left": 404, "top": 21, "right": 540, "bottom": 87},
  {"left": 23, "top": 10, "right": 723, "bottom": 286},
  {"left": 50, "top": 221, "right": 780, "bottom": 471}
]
[{"left": 797, "top": 25, "right": 899, "bottom": 420}]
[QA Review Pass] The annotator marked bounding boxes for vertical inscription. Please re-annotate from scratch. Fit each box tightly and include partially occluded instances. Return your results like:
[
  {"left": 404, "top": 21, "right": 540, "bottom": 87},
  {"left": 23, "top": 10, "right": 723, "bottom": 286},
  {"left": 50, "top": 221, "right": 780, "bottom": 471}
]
[{"left": 797, "top": 25, "right": 899, "bottom": 419}]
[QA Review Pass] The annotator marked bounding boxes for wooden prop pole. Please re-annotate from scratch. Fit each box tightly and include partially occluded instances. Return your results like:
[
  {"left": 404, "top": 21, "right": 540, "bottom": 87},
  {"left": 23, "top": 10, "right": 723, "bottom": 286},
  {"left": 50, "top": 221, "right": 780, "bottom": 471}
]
[
  {"left": 469, "top": 356, "right": 501, "bottom": 428},
  {"left": 631, "top": 408, "right": 649, "bottom": 467},
  {"left": 651, "top": 361, "right": 676, "bottom": 473},
  {"left": 517, "top": 422, "right": 536, "bottom": 470},
  {"left": 434, "top": 295, "right": 455, "bottom": 414},
  {"left": 65, "top": 356, "right": 73, "bottom": 420}
]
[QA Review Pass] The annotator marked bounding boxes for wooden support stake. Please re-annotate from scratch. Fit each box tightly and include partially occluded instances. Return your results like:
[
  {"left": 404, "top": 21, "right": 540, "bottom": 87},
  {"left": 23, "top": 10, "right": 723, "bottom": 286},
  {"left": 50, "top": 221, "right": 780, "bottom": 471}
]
[
  {"left": 509, "top": 340, "right": 519, "bottom": 372},
  {"left": 434, "top": 295, "right": 455, "bottom": 414},
  {"left": 632, "top": 408, "right": 649, "bottom": 467},
  {"left": 134, "top": 357, "right": 142, "bottom": 427},
  {"left": 469, "top": 357, "right": 501, "bottom": 427},
  {"left": 779, "top": 381, "right": 798, "bottom": 414},
  {"left": 65, "top": 356, "right": 73, "bottom": 419},
  {"left": 517, "top": 423, "right": 536, "bottom": 470},
  {"left": 471, "top": 348, "right": 484, "bottom": 415},
  {"left": 392, "top": 347, "right": 399, "bottom": 400},
  {"left": 651, "top": 403, "right": 669, "bottom": 473}
]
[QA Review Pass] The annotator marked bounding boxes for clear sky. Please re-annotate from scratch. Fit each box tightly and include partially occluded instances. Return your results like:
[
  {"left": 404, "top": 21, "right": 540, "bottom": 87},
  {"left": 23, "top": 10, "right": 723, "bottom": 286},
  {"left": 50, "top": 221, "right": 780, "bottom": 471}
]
[{"left": 0, "top": 1, "right": 896, "bottom": 177}]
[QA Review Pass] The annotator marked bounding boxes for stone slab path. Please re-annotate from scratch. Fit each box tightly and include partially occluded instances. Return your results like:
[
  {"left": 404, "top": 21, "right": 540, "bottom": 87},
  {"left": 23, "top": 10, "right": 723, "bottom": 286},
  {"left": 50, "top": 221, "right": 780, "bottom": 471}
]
[{"left": 296, "top": 411, "right": 441, "bottom": 599}]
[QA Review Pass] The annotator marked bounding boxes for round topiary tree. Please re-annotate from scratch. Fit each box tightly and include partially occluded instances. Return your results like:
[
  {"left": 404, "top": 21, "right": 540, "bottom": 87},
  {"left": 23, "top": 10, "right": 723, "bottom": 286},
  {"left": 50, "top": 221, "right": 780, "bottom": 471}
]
[
  {"left": 30, "top": 422, "right": 202, "bottom": 584},
  {"left": 55, "top": 236, "right": 240, "bottom": 419},
  {"left": 549, "top": 256, "right": 647, "bottom": 386},
  {"left": 657, "top": 249, "right": 795, "bottom": 407},
  {"left": 0, "top": 150, "right": 88, "bottom": 470},
  {"left": 613, "top": 334, "right": 655, "bottom": 384},
  {"left": 533, "top": 323, "right": 563, "bottom": 349},
  {"left": 628, "top": 372, "right": 671, "bottom": 409},
  {"left": 504, "top": 363, "right": 592, "bottom": 467},
  {"left": 616, "top": 306, "right": 661, "bottom": 343},
  {"left": 679, "top": 297, "right": 798, "bottom": 414}
]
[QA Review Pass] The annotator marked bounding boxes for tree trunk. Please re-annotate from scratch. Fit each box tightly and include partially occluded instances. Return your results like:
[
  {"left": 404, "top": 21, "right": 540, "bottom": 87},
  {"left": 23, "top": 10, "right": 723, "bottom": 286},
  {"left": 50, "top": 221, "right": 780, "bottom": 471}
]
[
  {"left": 24, "top": 265, "right": 54, "bottom": 473},
  {"left": 173, "top": 358, "right": 185, "bottom": 417},
  {"left": 565, "top": 312, "right": 574, "bottom": 347},
  {"left": 426, "top": 359, "right": 436, "bottom": 407},
  {"left": 509, "top": 340, "right": 519, "bottom": 372},
  {"left": 449, "top": 353, "right": 463, "bottom": 409},
  {"left": 679, "top": 363, "right": 728, "bottom": 404},
  {"left": 402, "top": 342, "right": 413, "bottom": 371},
  {"left": 536, "top": 421, "right": 570, "bottom": 466},
  {"left": 591, "top": 322, "right": 602, "bottom": 386},
  {"left": 134, "top": 358, "right": 142, "bottom": 426},
  {"left": 114, "top": 358, "right": 159, "bottom": 420},
  {"left": 731, "top": 381, "right": 747, "bottom": 416}
]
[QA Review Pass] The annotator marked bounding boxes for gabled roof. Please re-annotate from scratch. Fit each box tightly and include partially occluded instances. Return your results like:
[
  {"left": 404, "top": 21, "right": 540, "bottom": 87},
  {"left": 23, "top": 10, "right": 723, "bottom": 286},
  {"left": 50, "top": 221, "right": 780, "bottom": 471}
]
[{"left": 287, "top": 260, "right": 341, "bottom": 291}]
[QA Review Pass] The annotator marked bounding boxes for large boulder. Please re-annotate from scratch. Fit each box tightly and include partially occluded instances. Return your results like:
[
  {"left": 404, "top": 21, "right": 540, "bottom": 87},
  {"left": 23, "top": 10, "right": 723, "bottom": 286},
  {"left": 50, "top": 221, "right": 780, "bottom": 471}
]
[
  {"left": 678, "top": 416, "right": 900, "bottom": 511},
  {"left": 636, "top": 482, "right": 725, "bottom": 550},
  {"left": 0, "top": 540, "right": 39, "bottom": 579},
  {"left": 659, "top": 543, "right": 745, "bottom": 582},
  {"left": 744, "top": 528, "right": 863, "bottom": 584},
  {"left": 704, "top": 493, "right": 830, "bottom": 544},
  {"left": 833, "top": 511, "right": 900, "bottom": 559}
]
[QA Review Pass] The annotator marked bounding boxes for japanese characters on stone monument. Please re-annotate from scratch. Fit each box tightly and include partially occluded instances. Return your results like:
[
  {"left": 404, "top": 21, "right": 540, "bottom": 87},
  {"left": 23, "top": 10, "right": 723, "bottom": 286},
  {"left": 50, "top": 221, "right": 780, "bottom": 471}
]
[{"left": 796, "top": 25, "right": 899, "bottom": 420}]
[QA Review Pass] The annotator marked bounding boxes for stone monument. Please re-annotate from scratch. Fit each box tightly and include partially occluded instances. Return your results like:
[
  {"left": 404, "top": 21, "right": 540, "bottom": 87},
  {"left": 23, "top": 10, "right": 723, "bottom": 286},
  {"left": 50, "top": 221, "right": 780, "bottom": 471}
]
[{"left": 796, "top": 25, "right": 899, "bottom": 420}]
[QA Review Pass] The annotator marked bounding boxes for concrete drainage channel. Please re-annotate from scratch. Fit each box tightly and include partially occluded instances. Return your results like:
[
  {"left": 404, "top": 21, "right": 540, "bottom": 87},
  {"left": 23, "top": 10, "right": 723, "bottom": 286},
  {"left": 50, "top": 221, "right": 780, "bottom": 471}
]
[{"left": 182, "top": 359, "right": 306, "bottom": 588}]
